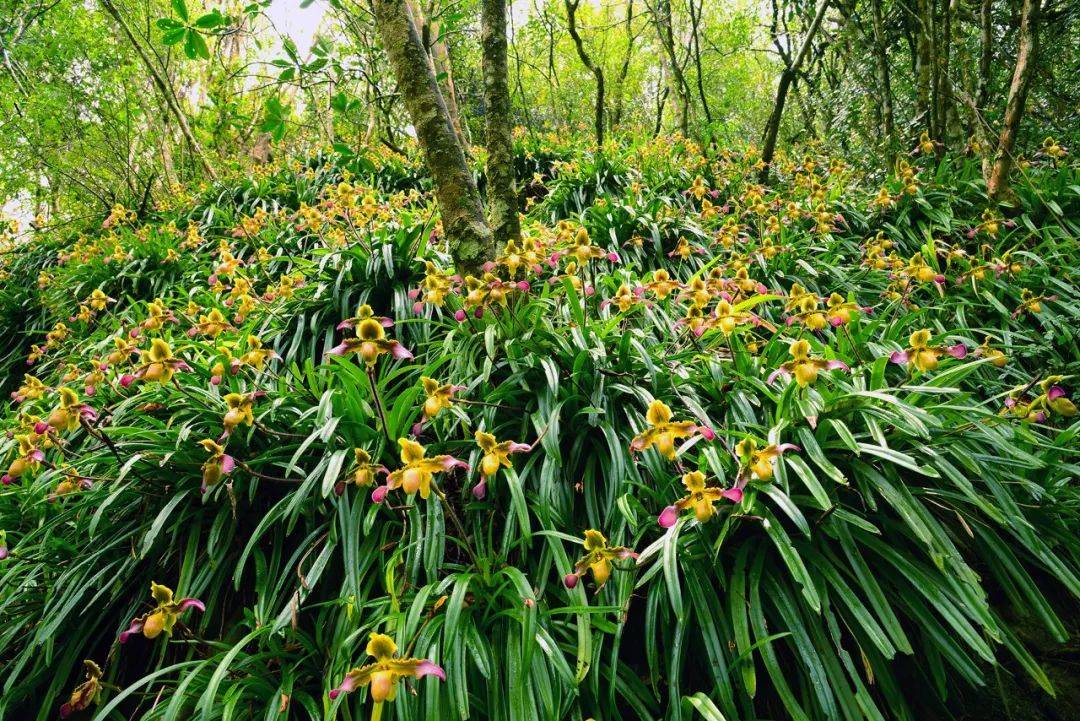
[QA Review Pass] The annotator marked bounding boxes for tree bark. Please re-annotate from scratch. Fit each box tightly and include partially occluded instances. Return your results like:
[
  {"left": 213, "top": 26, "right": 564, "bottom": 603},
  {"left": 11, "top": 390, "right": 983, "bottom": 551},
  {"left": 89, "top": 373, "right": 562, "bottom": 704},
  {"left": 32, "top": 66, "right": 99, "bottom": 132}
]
[
  {"left": 372, "top": 0, "right": 492, "bottom": 272},
  {"left": 688, "top": 0, "right": 712, "bottom": 127},
  {"left": 975, "top": 0, "right": 993, "bottom": 112},
  {"left": 565, "top": 0, "right": 605, "bottom": 147},
  {"left": 481, "top": 0, "right": 521, "bottom": 246},
  {"left": 914, "top": 0, "right": 933, "bottom": 136},
  {"left": 870, "top": 0, "right": 895, "bottom": 159},
  {"left": 652, "top": 0, "right": 691, "bottom": 137},
  {"left": 611, "top": 0, "right": 636, "bottom": 129},
  {"left": 986, "top": 0, "right": 1040, "bottom": 201},
  {"left": 758, "top": 0, "right": 831, "bottom": 183}
]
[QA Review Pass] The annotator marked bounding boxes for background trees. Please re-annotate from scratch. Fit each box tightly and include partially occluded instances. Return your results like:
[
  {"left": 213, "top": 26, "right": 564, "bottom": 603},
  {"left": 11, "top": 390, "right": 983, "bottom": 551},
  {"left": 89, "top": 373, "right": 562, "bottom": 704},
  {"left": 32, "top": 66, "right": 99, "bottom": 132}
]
[{"left": 3, "top": 0, "right": 1076, "bottom": 229}]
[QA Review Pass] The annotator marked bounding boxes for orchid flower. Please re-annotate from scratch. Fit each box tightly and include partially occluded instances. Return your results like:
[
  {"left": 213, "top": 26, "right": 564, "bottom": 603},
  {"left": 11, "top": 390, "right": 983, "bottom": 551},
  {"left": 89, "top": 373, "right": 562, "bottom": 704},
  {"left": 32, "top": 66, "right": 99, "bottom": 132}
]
[
  {"left": 2, "top": 434, "right": 45, "bottom": 484},
  {"left": 889, "top": 329, "right": 967, "bottom": 373},
  {"left": 337, "top": 302, "right": 394, "bottom": 332},
  {"left": 239, "top": 335, "right": 279, "bottom": 370},
  {"left": 768, "top": 339, "right": 850, "bottom": 387},
  {"left": 735, "top": 437, "right": 800, "bottom": 484},
  {"left": 567, "top": 227, "right": 609, "bottom": 263},
  {"left": 119, "top": 582, "right": 204, "bottom": 643},
  {"left": 221, "top": 393, "right": 256, "bottom": 437},
  {"left": 658, "top": 470, "right": 741, "bottom": 528},
  {"left": 714, "top": 299, "right": 753, "bottom": 335},
  {"left": 50, "top": 467, "right": 92, "bottom": 500},
  {"left": 377, "top": 438, "right": 468, "bottom": 501},
  {"left": 11, "top": 374, "right": 48, "bottom": 403},
  {"left": 473, "top": 430, "right": 531, "bottom": 498},
  {"left": 199, "top": 439, "right": 235, "bottom": 492},
  {"left": 103, "top": 336, "right": 138, "bottom": 369},
  {"left": 192, "top": 308, "right": 232, "bottom": 338},
  {"left": 974, "top": 337, "right": 1007, "bottom": 368},
  {"left": 343, "top": 448, "right": 387, "bottom": 493},
  {"left": 59, "top": 660, "right": 103, "bottom": 718},
  {"left": 630, "top": 400, "right": 715, "bottom": 460},
  {"left": 1005, "top": 377, "right": 1077, "bottom": 422},
  {"left": 329, "top": 632, "right": 445, "bottom": 703},
  {"left": 601, "top": 283, "right": 645, "bottom": 312},
  {"left": 825, "top": 293, "right": 868, "bottom": 326},
  {"left": 46, "top": 388, "right": 97, "bottom": 432},
  {"left": 87, "top": 289, "right": 114, "bottom": 311},
  {"left": 645, "top": 269, "right": 680, "bottom": 299},
  {"left": 421, "top": 377, "right": 466, "bottom": 420},
  {"left": 328, "top": 305, "right": 412, "bottom": 366},
  {"left": 128, "top": 339, "right": 192, "bottom": 384},
  {"left": 563, "top": 529, "right": 638, "bottom": 590}
]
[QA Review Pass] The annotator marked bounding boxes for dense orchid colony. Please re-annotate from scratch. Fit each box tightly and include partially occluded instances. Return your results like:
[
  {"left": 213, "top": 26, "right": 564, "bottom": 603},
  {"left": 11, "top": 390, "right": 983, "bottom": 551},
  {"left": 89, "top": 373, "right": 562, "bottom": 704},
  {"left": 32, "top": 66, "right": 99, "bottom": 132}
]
[{"left": 1, "top": 135, "right": 1075, "bottom": 719}]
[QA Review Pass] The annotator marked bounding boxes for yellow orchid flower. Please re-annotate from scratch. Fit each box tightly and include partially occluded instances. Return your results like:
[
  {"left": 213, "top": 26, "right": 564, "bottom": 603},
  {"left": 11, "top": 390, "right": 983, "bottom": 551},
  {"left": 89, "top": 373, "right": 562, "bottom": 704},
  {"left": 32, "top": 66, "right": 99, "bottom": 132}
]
[
  {"left": 889, "top": 329, "right": 967, "bottom": 373},
  {"left": 59, "top": 660, "right": 103, "bottom": 718},
  {"left": 472, "top": 431, "right": 531, "bottom": 498},
  {"left": 658, "top": 469, "right": 742, "bottom": 527},
  {"left": 2, "top": 434, "right": 46, "bottom": 484},
  {"left": 975, "top": 338, "right": 1007, "bottom": 368},
  {"left": 11, "top": 374, "right": 48, "bottom": 403},
  {"left": 221, "top": 393, "right": 255, "bottom": 436},
  {"left": 377, "top": 439, "right": 468, "bottom": 502},
  {"left": 199, "top": 439, "right": 235, "bottom": 492},
  {"left": 119, "top": 582, "right": 204, "bottom": 643},
  {"left": 768, "top": 339, "right": 849, "bottom": 387},
  {"left": 130, "top": 339, "right": 191, "bottom": 385},
  {"left": 645, "top": 269, "right": 680, "bottom": 299},
  {"left": 329, "top": 632, "right": 444, "bottom": 703},
  {"left": 46, "top": 388, "right": 96, "bottom": 432},
  {"left": 194, "top": 308, "right": 232, "bottom": 338},
  {"left": 421, "top": 377, "right": 465, "bottom": 419},
  {"left": 630, "top": 400, "right": 714, "bottom": 460},
  {"left": 239, "top": 335, "right": 278, "bottom": 370},
  {"left": 337, "top": 448, "right": 387, "bottom": 496},
  {"left": 563, "top": 530, "right": 638, "bottom": 590},
  {"left": 329, "top": 305, "right": 412, "bottom": 366},
  {"left": 734, "top": 438, "right": 800, "bottom": 484}
]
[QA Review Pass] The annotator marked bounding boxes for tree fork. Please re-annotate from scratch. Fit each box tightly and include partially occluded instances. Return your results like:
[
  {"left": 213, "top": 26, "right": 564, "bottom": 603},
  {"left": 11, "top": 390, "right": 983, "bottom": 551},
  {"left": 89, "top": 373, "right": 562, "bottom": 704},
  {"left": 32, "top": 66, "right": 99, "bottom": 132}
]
[{"left": 372, "top": 0, "right": 493, "bottom": 274}]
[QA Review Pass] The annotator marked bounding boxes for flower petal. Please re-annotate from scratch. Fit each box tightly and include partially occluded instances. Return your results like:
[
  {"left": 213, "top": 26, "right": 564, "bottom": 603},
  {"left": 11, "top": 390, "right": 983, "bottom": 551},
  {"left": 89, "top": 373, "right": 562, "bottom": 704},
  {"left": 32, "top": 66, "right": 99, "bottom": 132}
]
[
  {"left": 721, "top": 487, "right": 744, "bottom": 503},
  {"left": 658, "top": 505, "right": 679, "bottom": 528},
  {"left": 177, "top": 597, "right": 206, "bottom": 613},
  {"left": 414, "top": 660, "right": 446, "bottom": 681}
]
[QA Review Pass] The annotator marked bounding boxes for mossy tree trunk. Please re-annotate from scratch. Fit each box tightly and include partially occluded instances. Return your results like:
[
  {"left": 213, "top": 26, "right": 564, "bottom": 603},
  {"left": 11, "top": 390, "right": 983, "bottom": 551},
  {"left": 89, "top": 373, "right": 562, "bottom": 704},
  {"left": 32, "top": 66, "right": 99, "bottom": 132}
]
[
  {"left": 986, "top": 0, "right": 1041, "bottom": 201},
  {"left": 481, "top": 0, "right": 521, "bottom": 246},
  {"left": 371, "top": 0, "right": 492, "bottom": 274}
]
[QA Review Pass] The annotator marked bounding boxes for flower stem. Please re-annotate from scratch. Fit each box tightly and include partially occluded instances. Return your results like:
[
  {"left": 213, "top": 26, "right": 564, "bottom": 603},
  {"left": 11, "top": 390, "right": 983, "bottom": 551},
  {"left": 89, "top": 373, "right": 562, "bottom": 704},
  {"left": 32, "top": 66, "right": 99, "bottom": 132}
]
[{"left": 367, "top": 367, "right": 393, "bottom": 447}]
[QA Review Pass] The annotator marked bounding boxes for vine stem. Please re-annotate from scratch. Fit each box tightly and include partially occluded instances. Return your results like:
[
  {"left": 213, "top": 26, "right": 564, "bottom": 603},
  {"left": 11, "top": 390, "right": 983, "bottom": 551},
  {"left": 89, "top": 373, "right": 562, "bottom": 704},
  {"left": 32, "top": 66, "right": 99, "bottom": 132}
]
[{"left": 430, "top": 480, "right": 479, "bottom": 570}]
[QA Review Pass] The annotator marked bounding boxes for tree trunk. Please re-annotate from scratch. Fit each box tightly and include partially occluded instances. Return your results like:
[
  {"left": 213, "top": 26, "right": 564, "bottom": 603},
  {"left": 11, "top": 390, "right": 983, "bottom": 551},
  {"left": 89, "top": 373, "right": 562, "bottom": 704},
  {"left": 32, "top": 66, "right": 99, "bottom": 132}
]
[
  {"left": 481, "top": 0, "right": 521, "bottom": 246},
  {"left": 986, "top": 0, "right": 1040, "bottom": 201},
  {"left": 688, "top": 0, "right": 712, "bottom": 127},
  {"left": 99, "top": 0, "right": 217, "bottom": 180},
  {"left": 914, "top": 0, "right": 933, "bottom": 136},
  {"left": 975, "top": 0, "right": 993, "bottom": 112},
  {"left": 565, "top": 0, "right": 605, "bottom": 147},
  {"left": 611, "top": 0, "right": 636, "bottom": 129},
  {"left": 372, "top": 0, "right": 492, "bottom": 273},
  {"left": 413, "top": 1, "right": 470, "bottom": 148},
  {"left": 653, "top": 0, "right": 690, "bottom": 137},
  {"left": 758, "top": 0, "right": 831, "bottom": 183},
  {"left": 870, "top": 0, "right": 895, "bottom": 159}
]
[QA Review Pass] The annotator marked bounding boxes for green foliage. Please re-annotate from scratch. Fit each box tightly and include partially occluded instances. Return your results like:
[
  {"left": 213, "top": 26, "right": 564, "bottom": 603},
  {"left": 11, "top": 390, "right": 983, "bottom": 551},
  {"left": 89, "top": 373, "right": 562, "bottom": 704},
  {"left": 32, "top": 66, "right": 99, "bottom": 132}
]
[{"left": 0, "top": 138, "right": 1077, "bottom": 721}]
